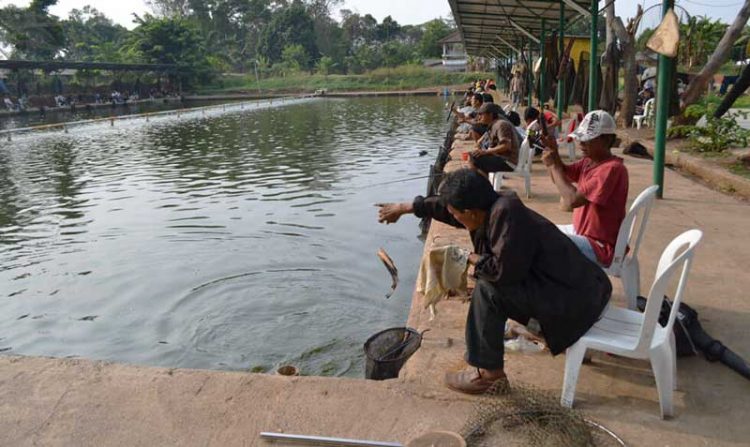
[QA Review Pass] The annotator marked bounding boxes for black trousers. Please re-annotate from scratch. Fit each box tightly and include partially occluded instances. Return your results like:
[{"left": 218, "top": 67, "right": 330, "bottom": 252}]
[
  {"left": 470, "top": 154, "right": 514, "bottom": 173},
  {"left": 465, "top": 279, "right": 533, "bottom": 370}
]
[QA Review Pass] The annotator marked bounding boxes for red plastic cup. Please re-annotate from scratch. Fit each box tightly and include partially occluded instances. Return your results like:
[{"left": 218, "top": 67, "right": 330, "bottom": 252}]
[{"left": 461, "top": 152, "right": 469, "bottom": 161}]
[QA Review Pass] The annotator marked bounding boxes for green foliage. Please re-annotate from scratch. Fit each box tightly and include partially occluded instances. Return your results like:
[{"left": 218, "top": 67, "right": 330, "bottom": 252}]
[
  {"left": 257, "top": 1, "right": 319, "bottom": 69},
  {"left": 680, "top": 16, "right": 728, "bottom": 70},
  {"left": 126, "top": 16, "right": 213, "bottom": 85},
  {"left": 668, "top": 106, "right": 750, "bottom": 153},
  {"left": 316, "top": 56, "right": 335, "bottom": 75},
  {"left": 203, "top": 65, "right": 493, "bottom": 94},
  {"left": 419, "top": 19, "right": 452, "bottom": 59},
  {"left": 281, "top": 44, "right": 310, "bottom": 72},
  {"left": 0, "top": 0, "right": 459, "bottom": 86},
  {"left": 61, "top": 6, "right": 128, "bottom": 61},
  {"left": 0, "top": 0, "right": 65, "bottom": 60}
]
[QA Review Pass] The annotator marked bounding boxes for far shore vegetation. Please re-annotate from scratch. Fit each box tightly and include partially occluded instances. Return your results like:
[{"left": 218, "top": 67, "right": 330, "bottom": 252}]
[{"left": 202, "top": 66, "right": 494, "bottom": 94}]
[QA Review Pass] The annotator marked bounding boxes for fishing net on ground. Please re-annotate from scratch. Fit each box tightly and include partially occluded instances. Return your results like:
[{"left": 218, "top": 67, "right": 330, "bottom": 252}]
[{"left": 459, "top": 380, "right": 627, "bottom": 447}]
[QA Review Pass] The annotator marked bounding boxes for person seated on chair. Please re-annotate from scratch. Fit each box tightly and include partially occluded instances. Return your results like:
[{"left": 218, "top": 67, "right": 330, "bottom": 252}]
[
  {"left": 454, "top": 93, "right": 484, "bottom": 128},
  {"left": 469, "top": 103, "right": 520, "bottom": 176},
  {"left": 376, "top": 169, "right": 611, "bottom": 395},
  {"left": 506, "top": 111, "right": 525, "bottom": 141},
  {"left": 524, "top": 107, "right": 560, "bottom": 139},
  {"left": 541, "top": 110, "right": 629, "bottom": 267}
]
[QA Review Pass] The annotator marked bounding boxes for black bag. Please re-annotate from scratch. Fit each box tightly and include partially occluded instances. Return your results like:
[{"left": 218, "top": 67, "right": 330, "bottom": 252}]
[{"left": 636, "top": 296, "right": 698, "bottom": 357}]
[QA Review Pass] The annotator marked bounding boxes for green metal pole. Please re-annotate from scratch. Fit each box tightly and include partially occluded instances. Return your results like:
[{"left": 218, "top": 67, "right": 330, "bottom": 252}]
[
  {"left": 527, "top": 42, "right": 533, "bottom": 107},
  {"left": 540, "top": 19, "right": 547, "bottom": 107},
  {"left": 588, "top": 0, "right": 599, "bottom": 112},
  {"left": 556, "top": 1, "right": 565, "bottom": 123},
  {"left": 653, "top": 0, "right": 675, "bottom": 199}
]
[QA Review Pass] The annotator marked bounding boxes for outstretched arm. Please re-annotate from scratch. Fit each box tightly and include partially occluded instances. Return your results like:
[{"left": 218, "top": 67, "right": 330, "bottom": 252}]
[
  {"left": 377, "top": 196, "right": 463, "bottom": 229},
  {"left": 540, "top": 136, "right": 587, "bottom": 209}
]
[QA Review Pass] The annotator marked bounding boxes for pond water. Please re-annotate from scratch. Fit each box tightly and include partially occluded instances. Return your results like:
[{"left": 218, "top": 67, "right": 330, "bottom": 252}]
[{"left": 0, "top": 96, "right": 450, "bottom": 376}]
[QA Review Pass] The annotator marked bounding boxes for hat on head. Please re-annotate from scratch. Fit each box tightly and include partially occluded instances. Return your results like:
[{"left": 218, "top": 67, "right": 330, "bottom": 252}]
[
  {"left": 569, "top": 110, "right": 616, "bottom": 142},
  {"left": 477, "top": 102, "right": 503, "bottom": 116}
]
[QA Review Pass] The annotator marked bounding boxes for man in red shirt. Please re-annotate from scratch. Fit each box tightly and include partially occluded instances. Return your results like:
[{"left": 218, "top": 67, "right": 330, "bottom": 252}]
[{"left": 541, "top": 110, "right": 629, "bottom": 267}]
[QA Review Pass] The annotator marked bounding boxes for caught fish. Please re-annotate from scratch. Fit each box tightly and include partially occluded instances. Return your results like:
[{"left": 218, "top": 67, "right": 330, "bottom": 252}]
[{"left": 377, "top": 248, "right": 399, "bottom": 299}]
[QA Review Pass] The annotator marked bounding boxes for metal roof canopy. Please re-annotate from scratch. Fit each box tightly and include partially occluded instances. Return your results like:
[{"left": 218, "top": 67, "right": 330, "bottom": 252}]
[{"left": 448, "top": 0, "right": 595, "bottom": 57}]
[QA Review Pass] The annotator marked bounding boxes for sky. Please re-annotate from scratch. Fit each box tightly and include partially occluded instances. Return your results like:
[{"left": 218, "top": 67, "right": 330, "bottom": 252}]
[{"left": 0, "top": 0, "right": 743, "bottom": 30}]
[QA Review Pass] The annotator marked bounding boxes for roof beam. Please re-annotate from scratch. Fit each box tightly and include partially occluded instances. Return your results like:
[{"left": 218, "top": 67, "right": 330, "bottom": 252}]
[
  {"left": 489, "top": 45, "right": 509, "bottom": 59},
  {"left": 562, "top": 0, "right": 592, "bottom": 18},
  {"left": 509, "top": 19, "right": 541, "bottom": 44},
  {"left": 495, "top": 35, "right": 521, "bottom": 53}
]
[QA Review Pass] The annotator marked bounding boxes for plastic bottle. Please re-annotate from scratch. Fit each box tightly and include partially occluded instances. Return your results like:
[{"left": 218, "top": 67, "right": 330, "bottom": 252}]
[{"left": 504, "top": 336, "right": 545, "bottom": 353}]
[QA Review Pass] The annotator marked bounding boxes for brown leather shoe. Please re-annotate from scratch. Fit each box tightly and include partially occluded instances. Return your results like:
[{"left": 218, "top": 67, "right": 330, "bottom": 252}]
[{"left": 444, "top": 367, "right": 507, "bottom": 395}]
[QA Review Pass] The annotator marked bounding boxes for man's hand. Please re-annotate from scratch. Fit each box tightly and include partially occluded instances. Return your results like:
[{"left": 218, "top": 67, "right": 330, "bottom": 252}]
[
  {"left": 541, "top": 149, "right": 561, "bottom": 167},
  {"left": 471, "top": 149, "right": 486, "bottom": 158},
  {"left": 540, "top": 134, "right": 559, "bottom": 151},
  {"left": 467, "top": 253, "right": 482, "bottom": 265},
  {"left": 376, "top": 203, "right": 410, "bottom": 224}
]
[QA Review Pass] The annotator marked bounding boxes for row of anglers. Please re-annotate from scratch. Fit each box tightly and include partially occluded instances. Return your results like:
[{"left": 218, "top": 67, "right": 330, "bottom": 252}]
[
  {"left": 376, "top": 92, "right": 750, "bottom": 405},
  {"left": 2, "top": 89, "right": 182, "bottom": 115},
  {"left": 377, "top": 79, "right": 679, "bottom": 398}
]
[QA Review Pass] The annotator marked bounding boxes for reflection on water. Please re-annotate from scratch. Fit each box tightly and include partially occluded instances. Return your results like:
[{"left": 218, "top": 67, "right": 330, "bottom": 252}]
[{"left": 0, "top": 96, "right": 449, "bottom": 376}]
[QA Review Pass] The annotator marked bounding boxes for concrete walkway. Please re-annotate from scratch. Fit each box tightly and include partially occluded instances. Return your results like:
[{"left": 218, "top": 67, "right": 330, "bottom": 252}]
[
  {"left": 402, "top": 138, "right": 750, "bottom": 446},
  {"left": 1, "top": 128, "right": 749, "bottom": 446}
]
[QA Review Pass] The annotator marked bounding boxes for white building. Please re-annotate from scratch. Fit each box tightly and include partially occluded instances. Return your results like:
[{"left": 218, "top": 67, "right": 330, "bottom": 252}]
[{"left": 438, "top": 31, "right": 468, "bottom": 72}]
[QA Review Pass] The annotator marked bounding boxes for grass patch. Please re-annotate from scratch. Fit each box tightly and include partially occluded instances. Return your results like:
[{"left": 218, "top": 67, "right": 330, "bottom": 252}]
[
  {"left": 728, "top": 161, "right": 750, "bottom": 179},
  {"left": 200, "top": 65, "right": 493, "bottom": 94},
  {"left": 702, "top": 94, "right": 750, "bottom": 110}
]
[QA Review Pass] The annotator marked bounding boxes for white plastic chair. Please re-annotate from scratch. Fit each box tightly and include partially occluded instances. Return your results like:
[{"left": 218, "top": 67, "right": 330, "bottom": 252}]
[
  {"left": 558, "top": 117, "right": 580, "bottom": 160},
  {"left": 634, "top": 98, "right": 655, "bottom": 129},
  {"left": 605, "top": 185, "right": 660, "bottom": 310},
  {"left": 561, "top": 229, "right": 703, "bottom": 419},
  {"left": 489, "top": 138, "right": 533, "bottom": 198}
]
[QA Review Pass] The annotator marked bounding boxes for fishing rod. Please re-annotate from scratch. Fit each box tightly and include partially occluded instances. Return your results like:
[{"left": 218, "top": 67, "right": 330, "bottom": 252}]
[
  {"left": 446, "top": 100, "right": 456, "bottom": 122},
  {"left": 355, "top": 173, "right": 445, "bottom": 190}
]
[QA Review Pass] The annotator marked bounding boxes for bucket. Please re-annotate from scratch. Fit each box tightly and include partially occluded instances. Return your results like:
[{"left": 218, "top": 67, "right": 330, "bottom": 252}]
[{"left": 364, "top": 327, "right": 424, "bottom": 380}]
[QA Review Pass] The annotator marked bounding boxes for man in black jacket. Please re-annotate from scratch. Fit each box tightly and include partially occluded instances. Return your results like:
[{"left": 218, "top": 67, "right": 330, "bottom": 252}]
[{"left": 377, "top": 169, "right": 611, "bottom": 394}]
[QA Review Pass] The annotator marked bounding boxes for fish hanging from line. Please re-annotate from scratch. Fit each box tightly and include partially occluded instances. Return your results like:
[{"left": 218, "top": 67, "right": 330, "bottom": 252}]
[{"left": 377, "top": 248, "right": 399, "bottom": 299}]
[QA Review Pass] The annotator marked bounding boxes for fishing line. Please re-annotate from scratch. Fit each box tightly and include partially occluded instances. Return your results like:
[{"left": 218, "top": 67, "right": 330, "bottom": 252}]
[{"left": 353, "top": 173, "right": 445, "bottom": 190}]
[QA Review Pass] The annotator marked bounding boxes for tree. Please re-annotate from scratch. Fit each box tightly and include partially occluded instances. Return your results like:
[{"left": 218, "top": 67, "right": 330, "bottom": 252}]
[
  {"left": 316, "top": 55, "right": 334, "bottom": 75},
  {"left": 681, "top": 0, "right": 750, "bottom": 111},
  {"left": 256, "top": 0, "right": 318, "bottom": 69},
  {"left": 61, "top": 6, "right": 128, "bottom": 61},
  {"left": 340, "top": 11, "right": 377, "bottom": 46},
  {"left": 612, "top": 5, "right": 644, "bottom": 127},
  {"left": 376, "top": 15, "right": 401, "bottom": 42},
  {"left": 281, "top": 44, "right": 310, "bottom": 71},
  {"left": 681, "top": 17, "right": 727, "bottom": 70},
  {"left": 0, "top": 0, "right": 65, "bottom": 60},
  {"left": 146, "top": 0, "right": 193, "bottom": 18},
  {"left": 126, "top": 16, "right": 214, "bottom": 86},
  {"left": 419, "top": 19, "right": 452, "bottom": 58}
]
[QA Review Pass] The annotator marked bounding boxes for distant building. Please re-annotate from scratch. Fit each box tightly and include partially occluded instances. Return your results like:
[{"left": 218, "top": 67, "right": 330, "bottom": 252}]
[{"left": 438, "top": 31, "right": 467, "bottom": 72}]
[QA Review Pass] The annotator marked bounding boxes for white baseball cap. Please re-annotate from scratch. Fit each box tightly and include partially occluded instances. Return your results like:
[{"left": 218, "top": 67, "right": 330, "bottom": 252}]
[{"left": 569, "top": 110, "right": 617, "bottom": 142}]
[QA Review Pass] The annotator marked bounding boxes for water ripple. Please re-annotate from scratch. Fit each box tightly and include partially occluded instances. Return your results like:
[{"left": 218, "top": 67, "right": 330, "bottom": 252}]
[{"left": 0, "top": 96, "right": 448, "bottom": 376}]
